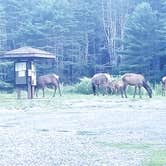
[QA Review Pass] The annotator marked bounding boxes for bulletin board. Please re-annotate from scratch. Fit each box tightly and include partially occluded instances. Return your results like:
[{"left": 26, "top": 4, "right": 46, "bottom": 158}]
[{"left": 15, "top": 62, "right": 27, "bottom": 85}]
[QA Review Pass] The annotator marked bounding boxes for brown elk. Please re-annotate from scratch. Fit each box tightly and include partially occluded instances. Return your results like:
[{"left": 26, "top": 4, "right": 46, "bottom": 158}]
[
  {"left": 36, "top": 74, "right": 62, "bottom": 97},
  {"left": 114, "top": 80, "right": 126, "bottom": 98},
  {"left": 91, "top": 73, "right": 112, "bottom": 95},
  {"left": 107, "top": 80, "right": 117, "bottom": 95},
  {"left": 122, "top": 73, "right": 152, "bottom": 98},
  {"left": 107, "top": 79, "right": 126, "bottom": 98},
  {"left": 161, "top": 76, "right": 166, "bottom": 96}
]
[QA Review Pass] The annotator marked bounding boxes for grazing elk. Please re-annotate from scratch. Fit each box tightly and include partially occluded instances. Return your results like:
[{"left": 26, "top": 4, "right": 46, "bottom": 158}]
[
  {"left": 107, "top": 79, "right": 126, "bottom": 98},
  {"left": 114, "top": 80, "right": 126, "bottom": 98},
  {"left": 107, "top": 80, "right": 117, "bottom": 95},
  {"left": 122, "top": 73, "right": 152, "bottom": 98},
  {"left": 91, "top": 73, "right": 112, "bottom": 95},
  {"left": 36, "top": 74, "right": 62, "bottom": 97}
]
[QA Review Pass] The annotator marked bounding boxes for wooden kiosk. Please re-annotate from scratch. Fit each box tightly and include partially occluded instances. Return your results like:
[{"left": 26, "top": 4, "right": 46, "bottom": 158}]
[{"left": 0, "top": 46, "right": 55, "bottom": 99}]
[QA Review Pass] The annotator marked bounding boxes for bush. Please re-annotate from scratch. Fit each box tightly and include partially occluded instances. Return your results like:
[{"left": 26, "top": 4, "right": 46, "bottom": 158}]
[
  {"left": 0, "top": 80, "right": 14, "bottom": 93},
  {"left": 74, "top": 77, "right": 92, "bottom": 94},
  {"left": 151, "top": 82, "right": 162, "bottom": 96},
  {"left": 63, "top": 77, "right": 92, "bottom": 95}
]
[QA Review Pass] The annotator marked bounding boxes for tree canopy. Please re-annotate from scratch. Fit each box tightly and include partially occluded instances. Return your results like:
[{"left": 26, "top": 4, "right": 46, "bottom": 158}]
[{"left": 0, "top": 0, "right": 166, "bottom": 84}]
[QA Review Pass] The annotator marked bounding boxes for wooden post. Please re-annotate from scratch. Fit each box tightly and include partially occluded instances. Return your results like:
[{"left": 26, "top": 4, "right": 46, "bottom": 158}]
[
  {"left": 16, "top": 87, "right": 21, "bottom": 99},
  {"left": 31, "top": 86, "right": 35, "bottom": 98},
  {"left": 27, "top": 61, "right": 32, "bottom": 99},
  {"left": 27, "top": 60, "right": 36, "bottom": 99}
]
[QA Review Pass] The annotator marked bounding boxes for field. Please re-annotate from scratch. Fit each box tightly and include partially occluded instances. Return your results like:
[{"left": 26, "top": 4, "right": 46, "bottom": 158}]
[{"left": 0, "top": 92, "right": 166, "bottom": 166}]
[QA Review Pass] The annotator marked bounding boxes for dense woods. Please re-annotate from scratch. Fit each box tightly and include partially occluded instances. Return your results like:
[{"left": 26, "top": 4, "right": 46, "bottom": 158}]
[{"left": 0, "top": 0, "right": 166, "bottom": 86}]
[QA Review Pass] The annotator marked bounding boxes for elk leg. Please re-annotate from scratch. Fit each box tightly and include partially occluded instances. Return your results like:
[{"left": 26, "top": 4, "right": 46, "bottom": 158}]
[
  {"left": 138, "top": 86, "right": 142, "bottom": 98},
  {"left": 42, "top": 88, "right": 45, "bottom": 98},
  {"left": 124, "top": 85, "right": 127, "bottom": 98},
  {"left": 120, "top": 88, "right": 123, "bottom": 98},
  {"left": 105, "top": 87, "right": 108, "bottom": 96},
  {"left": 103, "top": 86, "right": 107, "bottom": 96},
  {"left": 97, "top": 84, "right": 99, "bottom": 96},
  {"left": 36, "top": 88, "right": 38, "bottom": 98},
  {"left": 115, "top": 88, "right": 118, "bottom": 96},
  {"left": 58, "top": 84, "right": 62, "bottom": 96},
  {"left": 133, "top": 86, "right": 137, "bottom": 98},
  {"left": 93, "top": 85, "right": 96, "bottom": 95},
  {"left": 53, "top": 86, "right": 57, "bottom": 97}
]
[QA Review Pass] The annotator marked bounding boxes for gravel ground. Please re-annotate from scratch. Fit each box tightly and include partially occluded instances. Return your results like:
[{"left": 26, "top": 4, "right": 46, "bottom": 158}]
[{"left": 0, "top": 96, "right": 166, "bottom": 166}]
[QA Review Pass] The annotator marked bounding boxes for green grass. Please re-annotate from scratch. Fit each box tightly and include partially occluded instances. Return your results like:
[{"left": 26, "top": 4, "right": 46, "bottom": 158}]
[
  {"left": 118, "top": 143, "right": 150, "bottom": 150},
  {"left": 143, "top": 150, "right": 166, "bottom": 166},
  {"left": 0, "top": 89, "right": 166, "bottom": 165},
  {"left": 0, "top": 88, "right": 165, "bottom": 111},
  {"left": 0, "top": 90, "right": 95, "bottom": 111},
  {"left": 99, "top": 142, "right": 152, "bottom": 150},
  {"left": 97, "top": 142, "right": 166, "bottom": 166}
]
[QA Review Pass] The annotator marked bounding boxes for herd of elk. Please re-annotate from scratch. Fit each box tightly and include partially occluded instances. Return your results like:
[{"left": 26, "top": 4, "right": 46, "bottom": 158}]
[
  {"left": 34, "top": 72, "right": 166, "bottom": 98},
  {"left": 91, "top": 72, "right": 153, "bottom": 98}
]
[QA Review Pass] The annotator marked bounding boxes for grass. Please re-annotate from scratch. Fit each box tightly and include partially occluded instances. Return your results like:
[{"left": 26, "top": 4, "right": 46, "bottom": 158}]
[
  {"left": 143, "top": 150, "right": 166, "bottom": 166},
  {"left": 98, "top": 142, "right": 152, "bottom": 150},
  {"left": 97, "top": 142, "right": 166, "bottom": 166},
  {"left": 0, "top": 90, "right": 95, "bottom": 111},
  {"left": 0, "top": 89, "right": 166, "bottom": 165},
  {"left": 0, "top": 88, "right": 165, "bottom": 111}
]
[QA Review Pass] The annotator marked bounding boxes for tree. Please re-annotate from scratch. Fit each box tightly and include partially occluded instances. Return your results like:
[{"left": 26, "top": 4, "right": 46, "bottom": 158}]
[
  {"left": 120, "top": 2, "right": 164, "bottom": 81},
  {"left": 157, "top": 0, "right": 166, "bottom": 78},
  {"left": 0, "top": 4, "right": 7, "bottom": 51},
  {"left": 2, "top": 0, "right": 166, "bottom": 84},
  {"left": 101, "top": 0, "right": 143, "bottom": 74}
]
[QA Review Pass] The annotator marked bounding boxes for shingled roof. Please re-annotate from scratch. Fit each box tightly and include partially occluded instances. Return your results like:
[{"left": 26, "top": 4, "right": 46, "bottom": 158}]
[{"left": 0, "top": 46, "right": 55, "bottom": 59}]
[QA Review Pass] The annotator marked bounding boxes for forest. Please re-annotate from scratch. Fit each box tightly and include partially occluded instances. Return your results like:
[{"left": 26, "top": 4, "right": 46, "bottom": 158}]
[{"left": 0, "top": 0, "right": 166, "bottom": 86}]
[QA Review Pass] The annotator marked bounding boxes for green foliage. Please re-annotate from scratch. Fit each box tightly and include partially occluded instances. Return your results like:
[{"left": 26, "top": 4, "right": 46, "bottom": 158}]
[
  {"left": 0, "top": 62, "right": 14, "bottom": 83},
  {"left": 63, "top": 77, "right": 92, "bottom": 94},
  {"left": 143, "top": 150, "right": 166, "bottom": 166},
  {"left": 120, "top": 2, "right": 166, "bottom": 81},
  {"left": 0, "top": 4, "right": 6, "bottom": 51},
  {"left": 0, "top": 80, "right": 14, "bottom": 93},
  {"left": 1, "top": 0, "right": 166, "bottom": 83},
  {"left": 74, "top": 77, "right": 92, "bottom": 94},
  {"left": 1, "top": 0, "right": 104, "bottom": 82}
]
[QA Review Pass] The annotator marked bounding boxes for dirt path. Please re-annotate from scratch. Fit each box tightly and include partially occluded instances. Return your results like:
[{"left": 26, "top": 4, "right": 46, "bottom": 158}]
[{"left": 0, "top": 96, "right": 166, "bottom": 165}]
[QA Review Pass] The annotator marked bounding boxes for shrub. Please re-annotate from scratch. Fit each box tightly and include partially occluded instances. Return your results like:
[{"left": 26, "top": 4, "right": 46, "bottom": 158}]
[
  {"left": 0, "top": 80, "right": 14, "bottom": 93},
  {"left": 74, "top": 77, "right": 92, "bottom": 94},
  {"left": 63, "top": 77, "right": 92, "bottom": 95}
]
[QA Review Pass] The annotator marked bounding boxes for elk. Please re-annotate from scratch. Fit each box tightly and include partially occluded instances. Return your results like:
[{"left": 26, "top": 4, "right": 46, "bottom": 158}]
[
  {"left": 91, "top": 73, "right": 112, "bottom": 95},
  {"left": 122, "top": 73, "right": 152, "bottom": 98},
  {"left": 36, "top": 74, "right": 61, "bottom": 97}
]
